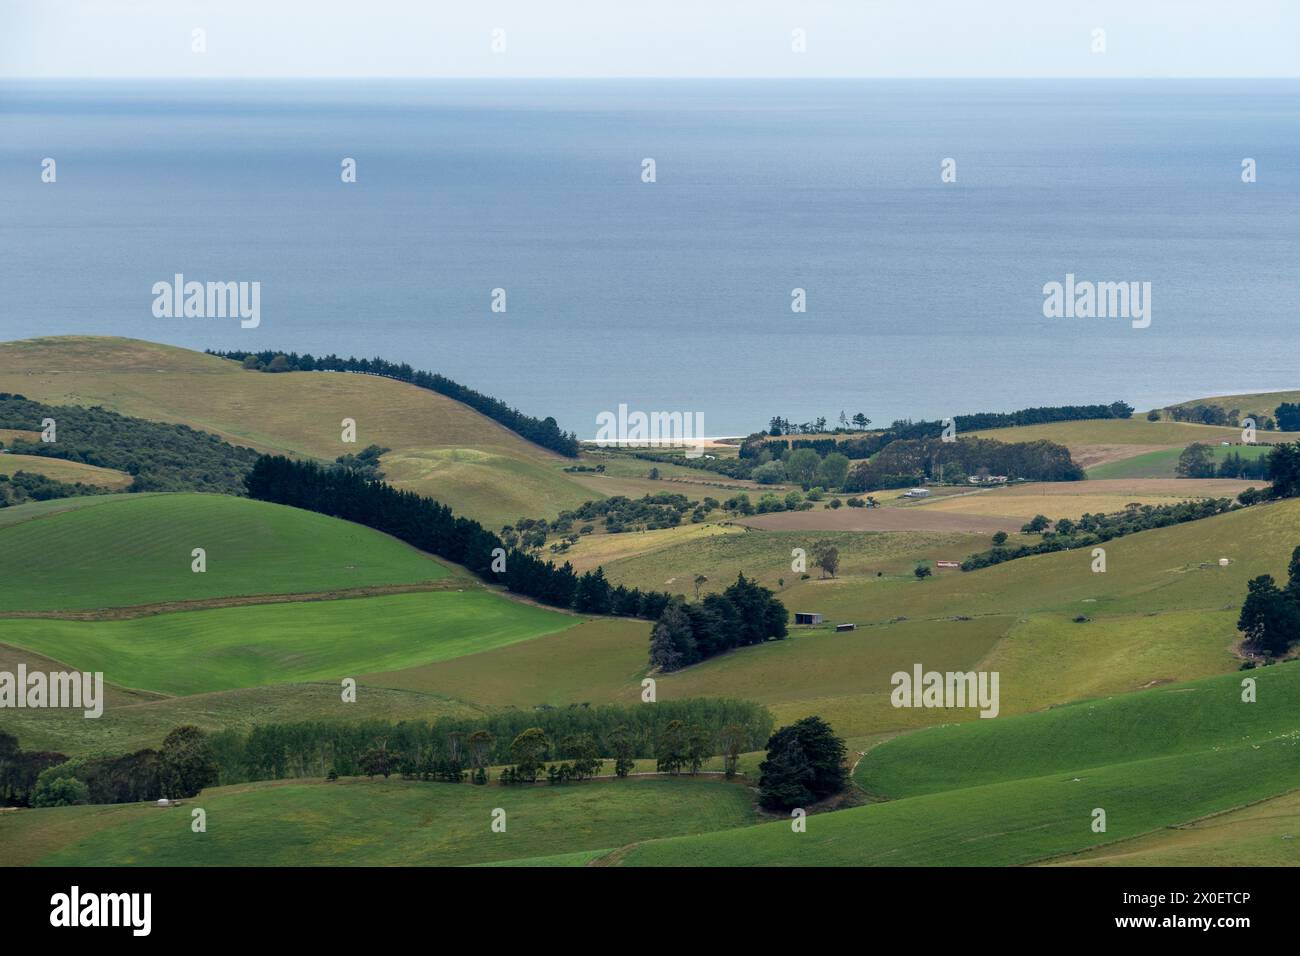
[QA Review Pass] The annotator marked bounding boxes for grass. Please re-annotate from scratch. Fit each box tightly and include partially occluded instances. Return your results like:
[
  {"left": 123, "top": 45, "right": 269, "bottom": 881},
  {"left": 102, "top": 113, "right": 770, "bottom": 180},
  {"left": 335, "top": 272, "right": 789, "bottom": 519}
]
[
  {"left": 0, "top": 453, "right": 132, "bottom": 489},
  {"left": 917, "top": 478, "right": 1259, "bottom": 521},
  {"left": 6, "top": 776, "right": 759, "bottom": 867},
  {"left": 857, "top": 663, "right": 1300, "bottom": 798},
  {"left": 603, "top": 665, "right": 1300, "bottom": 866},
  {"left": 967, "top": 418, "right": 1295, "bottom": 447},
  {"left": 1087, "top": 444, "right": 1274, "bottom": 479},
  {"left": 0, "top": 590, "right": 579, "bottom": 696},
  {"left": 0, "top": 336, "right": 594, "bottom": 527},
  {"left": 609, "top": 740, "right": 1299, "bottom": 866},
  {"left": 366, "top": 610, "right": 1008, "bottom": 740},
  {"left": 0, "top": 493, "right": 451, "bottom": 612},
  {"left": 0, "top": 643, "right": 480, "bottom": 755},
  {"left": 1043, "top": 788, "right": 1300, "bottom": 866}
]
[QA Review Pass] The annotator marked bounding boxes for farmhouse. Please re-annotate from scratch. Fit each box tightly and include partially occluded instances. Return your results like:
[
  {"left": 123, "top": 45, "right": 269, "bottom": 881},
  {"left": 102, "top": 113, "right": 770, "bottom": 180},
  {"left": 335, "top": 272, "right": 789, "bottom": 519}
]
[
  {"left": 901, "top": 488, "right": 930, "bottom": 499},
  {"left": 794, "top": 612, "right": 823, "bottom": 625}
]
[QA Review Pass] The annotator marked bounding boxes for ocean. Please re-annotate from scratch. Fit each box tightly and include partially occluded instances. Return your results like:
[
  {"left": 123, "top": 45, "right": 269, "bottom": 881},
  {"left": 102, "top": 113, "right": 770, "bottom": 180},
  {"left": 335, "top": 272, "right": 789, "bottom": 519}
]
[{"left": 1, "top": 79, "right": 1297, "bottom": 437}]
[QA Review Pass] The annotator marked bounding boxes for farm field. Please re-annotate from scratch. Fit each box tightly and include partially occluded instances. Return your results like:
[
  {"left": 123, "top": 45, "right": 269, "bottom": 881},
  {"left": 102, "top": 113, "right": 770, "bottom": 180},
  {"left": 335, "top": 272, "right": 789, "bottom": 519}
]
[
  {"left": 4, "top": 776, "right": 759, "bottom": 867},
  {"left": 1043, "top": 788, "right": 1300, "bottom": 867},
  {"left": 0, "top": 642, "right": 479, "bottom": 756},
  {"left": 0, "top": 493, "right": 452, "bottom": 612},
  {"left": 0, "top": 589, "right": 579, "bottom": 696},
  {"left": 1087, "top": 443, "right": 1273, "bottom": 480},
  {"left": 599, "top": 665, "right": 1300, "bottom": 866},
  {"left": 913, "top": 478, "right": 1259, "bottom": 522},
  {"left": 0, "top": 336, "right": 595, "bottom": 527},
  {"left": 0, "top": 453, "right": 132, "bottom": 489}
]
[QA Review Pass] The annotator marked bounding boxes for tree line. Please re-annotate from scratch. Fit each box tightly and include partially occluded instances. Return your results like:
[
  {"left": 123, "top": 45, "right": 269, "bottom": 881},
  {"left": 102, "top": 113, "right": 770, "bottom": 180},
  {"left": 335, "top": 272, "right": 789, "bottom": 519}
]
[
  {"left": 756, "top": 401, "right": 1132, "bottom": 446},
  {"left": 208, "top": 349, "right": 580, "bottom": 457},
  {"left": 243, "top": 454, "right": 673, "bottom": 619},
  {"left": 0, "top": 393, "right": 259, "bottom": 496},
  {"left": 205, "top": 700, "right": 773, "bottom": 785},
  {"left": 960, "top": 497, "right": 1241, "bottom": 571}
]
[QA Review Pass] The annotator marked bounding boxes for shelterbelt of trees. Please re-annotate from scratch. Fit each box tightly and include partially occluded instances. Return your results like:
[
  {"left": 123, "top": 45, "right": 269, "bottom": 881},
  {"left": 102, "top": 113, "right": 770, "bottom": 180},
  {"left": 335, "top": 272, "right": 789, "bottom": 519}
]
[
  {"left": 209, "top": 349, "right": 580, "bottom": 457},
  {"left": 207, "top": 700, "right": 774, "bottom": 786},
  {"left": 0, "top": 393, "right": 259, "bottom": 494},
  {"left": 245, "top": 455, "right": 677, "bottom": 619}
]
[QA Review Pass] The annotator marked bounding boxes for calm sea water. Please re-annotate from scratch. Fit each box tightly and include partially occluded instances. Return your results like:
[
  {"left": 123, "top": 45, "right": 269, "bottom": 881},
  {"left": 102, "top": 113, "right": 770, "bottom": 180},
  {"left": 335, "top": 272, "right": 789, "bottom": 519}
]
[{"left": 1, "top": 79, "right": 1297, "bottom": 437}]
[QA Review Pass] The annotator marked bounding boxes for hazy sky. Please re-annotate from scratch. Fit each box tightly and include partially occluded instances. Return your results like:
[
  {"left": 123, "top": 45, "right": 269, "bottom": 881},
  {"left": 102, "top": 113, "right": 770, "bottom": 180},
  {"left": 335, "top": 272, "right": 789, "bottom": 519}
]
[{"left": 2, "top": 0, "right": 1297, "bottom": 79}]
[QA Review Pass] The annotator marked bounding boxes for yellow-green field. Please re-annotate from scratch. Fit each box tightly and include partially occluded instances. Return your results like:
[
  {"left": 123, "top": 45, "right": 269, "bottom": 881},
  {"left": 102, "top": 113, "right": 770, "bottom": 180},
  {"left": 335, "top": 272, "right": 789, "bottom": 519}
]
[
  {"left": 0, "top": 336, "right": 595, "bottom": 527},
  {"left": 0, "top": 453, "right": 132, "bottom": 489}
]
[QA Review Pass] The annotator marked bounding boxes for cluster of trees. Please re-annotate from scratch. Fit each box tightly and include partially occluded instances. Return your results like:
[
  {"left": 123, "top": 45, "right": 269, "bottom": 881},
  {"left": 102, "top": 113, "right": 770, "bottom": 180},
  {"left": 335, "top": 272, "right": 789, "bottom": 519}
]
[
  {"left": 202, "top": 700, "right": 773, "bottom": 785},
  {"left": 843, "top": 437, "right": 1083, "bottom": 492},
  {"left": 1176, "top": 443, "right": 1268, "bottom": 480},
  {"left": 961, "top": 498, "right": 1240, "bottom": 571},
  {"left": 0, "top": 469, "right": 107, "bottom": 507},
  {"left": 756, "top": 716, "right": 848, "bottom": 811},
  {"left": 244, "top": 454, "right": 672, "bottom": 619},
  {"left": 649, "top": 574, "right": 789, "bottom": 672},
  {"left": 744, "top": 434, "right": 887, "bottom": 463},
  {"left": 1275, "top": 403, "right": 1300, "bottom": 433},
  {"left": 209, "top": 349, "right": 580, "bottom": 457},
  {"left": 750, "top": 447, "right": 853, "bottom": 490},
  {"left": 1, "top": 727, "right": 218, "bottom": 808},
  {"left": 331, "top": 443, "right": 389, "bottom": 480},
  {"left": 561, "top": 492, "right": 703, "bottom": 533},
  {"left": 1238, "top": 546, "right": 1300, "bottom": 657},
  {"left": 0, "top": 394, "right": 260, "bottom": 495},
  {"left": 1164, "top": 402, "right": 1275, "bottom": 430}
]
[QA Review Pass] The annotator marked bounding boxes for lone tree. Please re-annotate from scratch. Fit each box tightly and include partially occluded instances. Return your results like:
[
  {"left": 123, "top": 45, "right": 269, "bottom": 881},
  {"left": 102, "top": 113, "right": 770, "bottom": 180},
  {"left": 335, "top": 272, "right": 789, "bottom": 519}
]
[
  {"left": 607, "top": 725, "right": 636, "bottom": 778},
  {"left": 757, "top": 716, "right": 847, "bottom": 812},
  {"left": 160, "top": 725, "right": 218, "bottom": 797},
  {"left": 992, "top": 531, "right": 1008, "bottom": 547},
  {"left": 655, "top": 720, "right": 689, "bottom": 775},
  {"left": 914, "top": 563, "right": 932, "bottom": 580},
  {"left": 509, "top": 727, "right": 550, "bottom": 782},
  {"left": 812, "top": 541, "right": 840, "bottom": 579},
  {"left": 648, "top": 601, "right": 694, "bottom": 672},
  {"left": 693, "top": 574, "right": 708, "bottom": 599}
]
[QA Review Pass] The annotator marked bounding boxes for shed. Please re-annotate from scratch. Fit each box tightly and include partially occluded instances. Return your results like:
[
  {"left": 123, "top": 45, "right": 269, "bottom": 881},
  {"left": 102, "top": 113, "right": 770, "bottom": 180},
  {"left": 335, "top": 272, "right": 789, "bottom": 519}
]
[
  {"left": 835, "top": 623, "right": 857, "bottom": 632},
  {"left": 794, "top": 612, "right": 823, "bottom": 625}
]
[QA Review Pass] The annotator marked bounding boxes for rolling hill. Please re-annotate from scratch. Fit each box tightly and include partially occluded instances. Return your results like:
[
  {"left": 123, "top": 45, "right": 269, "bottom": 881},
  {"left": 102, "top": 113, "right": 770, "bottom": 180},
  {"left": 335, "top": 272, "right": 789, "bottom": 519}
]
[
  {"left": 0, "top": 492, "right": 451, "bottom": 612},
  {"left": 0, "top": 336, "right": 594, "bottom": 527}
]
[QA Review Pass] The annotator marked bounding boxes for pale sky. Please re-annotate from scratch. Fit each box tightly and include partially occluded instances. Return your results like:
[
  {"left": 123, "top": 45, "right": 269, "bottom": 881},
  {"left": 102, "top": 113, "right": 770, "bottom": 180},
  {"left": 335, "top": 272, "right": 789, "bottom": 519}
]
[{"left": 2, "top": 0, "right": 1297, "bottom": 79}]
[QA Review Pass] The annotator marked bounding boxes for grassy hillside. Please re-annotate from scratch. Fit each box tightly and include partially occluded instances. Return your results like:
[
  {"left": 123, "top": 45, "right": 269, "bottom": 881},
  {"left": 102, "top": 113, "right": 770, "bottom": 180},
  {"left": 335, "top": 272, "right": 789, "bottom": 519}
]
[
  {"left": 858, "top": 663, "right": 1300, "bottom": 798},
  {"left": 0, "top": 336, "right": 593, "bottom": 527},
  {"left": 0, "top": 590, "right": 578, "bottom": 696},
  {"left": 5, "top": 777, "right": 758, "bottom": 867},
  {"left": 0, "top": 643, "right": 479, "bottom": 756},
  {"left": 0, "top": 453, "right": 131, "bottom": 489},
  {"left": 1044, "top": 788, "right": 1300, "bottom": 866},
  {"left": 0, "top": 493, "right": 450, "bottom": 612},
  {"left": 1087, "top": 444, "right": 1273, "bottom": 479},
  {"left": 602, "top": 665, "right": 1300, "bottom": 866}
]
